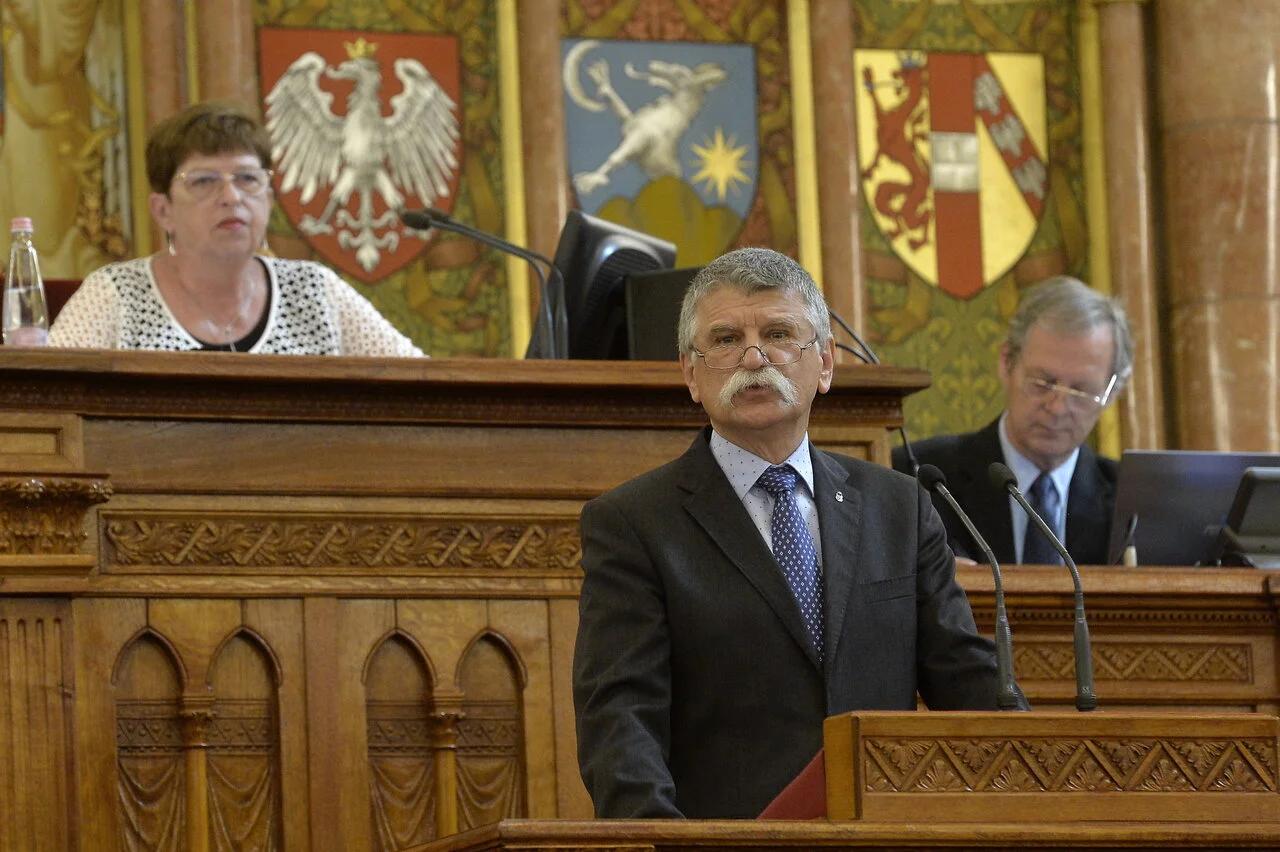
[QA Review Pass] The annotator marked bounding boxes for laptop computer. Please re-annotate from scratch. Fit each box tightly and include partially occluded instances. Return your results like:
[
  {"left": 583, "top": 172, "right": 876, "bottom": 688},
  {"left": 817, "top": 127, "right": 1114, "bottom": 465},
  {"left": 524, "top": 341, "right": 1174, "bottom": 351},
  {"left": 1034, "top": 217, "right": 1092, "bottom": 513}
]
[{"left": 1108, "top": 450, "right": 1280, "bottom": 566}]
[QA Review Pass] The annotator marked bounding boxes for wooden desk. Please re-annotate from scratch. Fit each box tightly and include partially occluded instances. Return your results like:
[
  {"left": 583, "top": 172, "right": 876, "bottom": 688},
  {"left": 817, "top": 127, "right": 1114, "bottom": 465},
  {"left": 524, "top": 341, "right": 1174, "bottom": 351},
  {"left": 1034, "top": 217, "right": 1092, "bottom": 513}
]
[
  {"left": 409, "top": 818, "right": 1280, "bottom": 851},
  {"left": 3, "top": 352, "right": 1279, "bottom": 850},
  {"left": 0, "top": 351, "right": 923, "bottom": 852}
]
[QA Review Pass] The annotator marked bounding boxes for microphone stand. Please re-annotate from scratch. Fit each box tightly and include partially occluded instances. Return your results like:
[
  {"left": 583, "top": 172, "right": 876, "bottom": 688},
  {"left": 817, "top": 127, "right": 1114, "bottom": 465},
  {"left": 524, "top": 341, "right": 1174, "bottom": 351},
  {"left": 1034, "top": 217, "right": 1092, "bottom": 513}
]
[
  {"left": 828, "top": 310, "right": 920, "bottom": 475},
  {"left": 989, "top": 462, "right": 1097, "bottom": 711},
  {"left": 917, "top": 465, "right": 1020, "bottom": 710},
  {"left": 401, "top": 208, "right": 567, "bottom": 358}
]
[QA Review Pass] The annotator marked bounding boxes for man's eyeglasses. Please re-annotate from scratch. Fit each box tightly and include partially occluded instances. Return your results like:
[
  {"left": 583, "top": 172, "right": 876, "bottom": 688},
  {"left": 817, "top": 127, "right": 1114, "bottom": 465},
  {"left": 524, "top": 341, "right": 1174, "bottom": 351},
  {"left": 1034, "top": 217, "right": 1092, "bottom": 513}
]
[
  {"left": 692, "top": 337, "right": 820, "bottom": 370},
  {"left": 1021, "top": 373, "right": 1118, "bottom": 413},
  {"left": 175, "top": 168, "right": 274, "bottom": 201}
]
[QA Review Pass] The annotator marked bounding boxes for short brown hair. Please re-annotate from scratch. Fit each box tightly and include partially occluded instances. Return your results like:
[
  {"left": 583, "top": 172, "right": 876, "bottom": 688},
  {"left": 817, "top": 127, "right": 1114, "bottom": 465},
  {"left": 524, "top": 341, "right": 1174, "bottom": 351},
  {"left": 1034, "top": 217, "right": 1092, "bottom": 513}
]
[{"left": 145, "top": 101, "right": 272, "bottom": 194}]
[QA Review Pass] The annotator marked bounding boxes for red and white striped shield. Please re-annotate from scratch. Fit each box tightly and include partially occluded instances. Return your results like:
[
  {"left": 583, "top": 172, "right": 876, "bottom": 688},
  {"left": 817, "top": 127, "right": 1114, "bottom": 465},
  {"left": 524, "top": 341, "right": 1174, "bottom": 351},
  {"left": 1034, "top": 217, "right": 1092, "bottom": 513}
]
[{"left": 856, "top": 49, "right": 1048, "bottom": 299}]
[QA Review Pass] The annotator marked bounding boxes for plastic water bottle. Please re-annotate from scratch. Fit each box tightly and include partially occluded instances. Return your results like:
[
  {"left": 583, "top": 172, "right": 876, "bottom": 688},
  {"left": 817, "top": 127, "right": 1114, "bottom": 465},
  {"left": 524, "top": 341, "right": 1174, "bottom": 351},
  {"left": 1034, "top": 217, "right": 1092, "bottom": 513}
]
[{"left": 3, "top": 217, "right": 49, "bottom": 346}]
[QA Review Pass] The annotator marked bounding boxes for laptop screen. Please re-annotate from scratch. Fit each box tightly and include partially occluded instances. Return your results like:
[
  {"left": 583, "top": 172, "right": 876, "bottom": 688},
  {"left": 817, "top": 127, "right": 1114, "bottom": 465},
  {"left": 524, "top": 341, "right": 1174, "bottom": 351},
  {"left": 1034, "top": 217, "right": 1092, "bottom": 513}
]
[{"left": 1108, "top": 450, "right": 1280, "bottom": 566}]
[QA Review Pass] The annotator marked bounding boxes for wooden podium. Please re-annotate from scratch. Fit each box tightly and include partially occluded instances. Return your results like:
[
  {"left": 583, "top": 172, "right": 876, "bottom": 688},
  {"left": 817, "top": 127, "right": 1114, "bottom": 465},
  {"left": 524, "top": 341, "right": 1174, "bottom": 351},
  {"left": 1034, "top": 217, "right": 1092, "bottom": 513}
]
[
  {"left": 823, "top": 711, "right": 1280, "bottom": 824},
  {"left": 413, "top": 711, "right": 1280, "bottom": 851}
]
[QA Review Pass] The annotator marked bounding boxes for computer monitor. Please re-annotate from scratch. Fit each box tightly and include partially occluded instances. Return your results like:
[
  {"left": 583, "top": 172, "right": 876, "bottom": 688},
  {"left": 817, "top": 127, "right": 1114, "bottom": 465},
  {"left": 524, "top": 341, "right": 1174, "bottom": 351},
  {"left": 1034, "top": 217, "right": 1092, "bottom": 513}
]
[
  {"left": 623, "top": 266, "right": 701, "bottom": 361},
  {"left": 1108, "top": 450, "right": 1280, "bottom": 566},
  {"left": 549, "top": 210, "right": 677, "bottom": 360},
  {"left": 1218, "top": 467, "right": 1280, "bottom": 568}
]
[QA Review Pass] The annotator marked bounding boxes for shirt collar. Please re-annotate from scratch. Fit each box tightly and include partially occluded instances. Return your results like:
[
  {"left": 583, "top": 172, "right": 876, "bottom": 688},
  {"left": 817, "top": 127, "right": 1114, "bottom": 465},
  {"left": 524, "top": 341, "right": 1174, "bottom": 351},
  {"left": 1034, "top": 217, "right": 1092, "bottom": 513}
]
[
  {"left": 709, "top": 430, "right": 815, "bottom": 501},
  {"left": 997, "top": 412, "right": 1079, "bottom": 499}
]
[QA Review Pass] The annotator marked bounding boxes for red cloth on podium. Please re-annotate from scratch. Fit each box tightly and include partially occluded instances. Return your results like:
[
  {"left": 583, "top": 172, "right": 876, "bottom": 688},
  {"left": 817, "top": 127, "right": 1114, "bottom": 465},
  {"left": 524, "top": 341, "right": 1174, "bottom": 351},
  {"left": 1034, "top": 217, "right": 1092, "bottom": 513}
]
[{"left": 756, "top": 749, "right": 826, "bottom": 819}]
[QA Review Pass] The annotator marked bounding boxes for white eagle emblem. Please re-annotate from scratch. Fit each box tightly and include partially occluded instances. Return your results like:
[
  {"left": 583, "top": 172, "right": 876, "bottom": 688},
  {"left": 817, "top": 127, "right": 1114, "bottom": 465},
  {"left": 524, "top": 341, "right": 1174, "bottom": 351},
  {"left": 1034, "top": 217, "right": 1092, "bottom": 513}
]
[{"left": 264, "top": 39, "right": 460, "bottom": 273}]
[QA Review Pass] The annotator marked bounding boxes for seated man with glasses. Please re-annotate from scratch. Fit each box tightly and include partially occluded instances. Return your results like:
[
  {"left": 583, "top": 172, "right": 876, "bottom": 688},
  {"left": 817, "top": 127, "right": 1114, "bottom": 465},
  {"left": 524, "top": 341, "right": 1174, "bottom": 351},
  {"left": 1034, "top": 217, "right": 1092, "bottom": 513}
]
[
  {"left": 893, "top": 276, "right": 1133, "bottom": 566},
  {"left": 573, "top": 247, "right": 1018, "bottom": 821},
  {"left": 49, "top": 101, "right": 423, "bottom": 356}
]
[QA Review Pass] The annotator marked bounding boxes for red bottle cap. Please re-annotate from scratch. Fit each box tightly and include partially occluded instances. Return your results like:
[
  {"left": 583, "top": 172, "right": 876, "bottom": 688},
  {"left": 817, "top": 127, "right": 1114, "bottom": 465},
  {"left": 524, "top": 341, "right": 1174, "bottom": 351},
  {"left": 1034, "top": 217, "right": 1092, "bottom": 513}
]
[{"left": 10, "top": 217, "right": 33, "bottom": 231}]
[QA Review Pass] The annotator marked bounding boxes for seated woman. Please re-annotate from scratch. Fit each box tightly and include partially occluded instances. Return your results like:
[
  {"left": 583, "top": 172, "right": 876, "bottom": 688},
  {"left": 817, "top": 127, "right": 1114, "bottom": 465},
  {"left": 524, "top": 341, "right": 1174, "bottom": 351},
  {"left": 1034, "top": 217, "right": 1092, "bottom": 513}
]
[{"left": 50, "top": 102, "right": 424, "bottom": 356}]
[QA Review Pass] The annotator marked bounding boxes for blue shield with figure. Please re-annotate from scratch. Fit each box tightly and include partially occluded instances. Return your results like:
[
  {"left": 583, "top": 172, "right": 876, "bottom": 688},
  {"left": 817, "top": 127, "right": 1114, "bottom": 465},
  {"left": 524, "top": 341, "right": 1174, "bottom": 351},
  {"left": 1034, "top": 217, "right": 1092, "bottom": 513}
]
[{"left": 562, "top": 38, "right": 758, "bottom": 264}]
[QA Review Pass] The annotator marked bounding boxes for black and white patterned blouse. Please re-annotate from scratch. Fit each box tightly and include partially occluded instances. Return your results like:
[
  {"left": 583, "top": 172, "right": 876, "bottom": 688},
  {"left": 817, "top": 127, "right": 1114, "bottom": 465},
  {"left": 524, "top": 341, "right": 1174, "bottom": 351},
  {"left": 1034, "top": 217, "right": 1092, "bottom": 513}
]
[{"left": 49, "top": 255, "right": 425, "bottom": 357}]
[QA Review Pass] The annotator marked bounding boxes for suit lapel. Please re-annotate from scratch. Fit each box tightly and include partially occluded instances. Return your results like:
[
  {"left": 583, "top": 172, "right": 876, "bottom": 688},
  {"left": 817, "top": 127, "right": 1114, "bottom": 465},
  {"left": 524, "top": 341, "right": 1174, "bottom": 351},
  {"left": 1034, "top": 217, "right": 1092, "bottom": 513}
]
[
  {"left": 952, "top": 421, "right": 1016, "bottom": 563},
  {"left": 1066, "top": 445, "right": 1112, "bottom": 564},
  {"left": 678, "top": 433, "right": 821, "bottom": 668},
  {"left": 811, "top": 446, "right": 860, "bottom": 667}
]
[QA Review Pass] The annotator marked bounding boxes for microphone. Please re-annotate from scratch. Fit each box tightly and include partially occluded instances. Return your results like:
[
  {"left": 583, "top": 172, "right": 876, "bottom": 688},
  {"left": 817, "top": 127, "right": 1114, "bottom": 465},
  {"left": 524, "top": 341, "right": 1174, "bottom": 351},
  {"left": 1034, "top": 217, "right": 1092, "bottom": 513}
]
[
  {"left": 989, "top": 462, "right": 1097, "bottom": 711},
  {"left": 1115, "top": 513, "right": 1139, "bottom": 566},
  {"left": 916, "top": 464, "right": 1020, "bottom": 711},
  {"left": 401, "top": 208, "right": 568, "bottom": 359}
]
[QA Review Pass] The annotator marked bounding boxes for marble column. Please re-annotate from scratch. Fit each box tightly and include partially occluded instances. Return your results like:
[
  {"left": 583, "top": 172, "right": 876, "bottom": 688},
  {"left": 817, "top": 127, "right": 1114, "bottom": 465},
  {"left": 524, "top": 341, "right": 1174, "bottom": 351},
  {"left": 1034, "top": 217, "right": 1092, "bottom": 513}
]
[
  {"left": 1156, "top": 0, "right": 1280, "bottom": 451},
  {"left": 194, "top": 0, "right": 259, "bottom": 108},
  {"left": 140, "top": 0, "right": 185, "bottom": 128},
  {"left": 519, "top": 0, "right": 569, "bottom": 322},
  {"left": 811, "top": 0, "right": 865, "bottom": 354},
  {"left": 1097, "top": 0, "right": 1166, "bottom": 450}
]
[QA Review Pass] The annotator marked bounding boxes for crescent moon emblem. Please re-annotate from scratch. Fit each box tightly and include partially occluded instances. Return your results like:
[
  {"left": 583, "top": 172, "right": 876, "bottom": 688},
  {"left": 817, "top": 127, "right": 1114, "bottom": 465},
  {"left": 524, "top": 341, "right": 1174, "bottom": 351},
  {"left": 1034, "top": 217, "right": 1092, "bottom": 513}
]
[{"left": 563, "top": 40, "right": 606, "bottom": 113}]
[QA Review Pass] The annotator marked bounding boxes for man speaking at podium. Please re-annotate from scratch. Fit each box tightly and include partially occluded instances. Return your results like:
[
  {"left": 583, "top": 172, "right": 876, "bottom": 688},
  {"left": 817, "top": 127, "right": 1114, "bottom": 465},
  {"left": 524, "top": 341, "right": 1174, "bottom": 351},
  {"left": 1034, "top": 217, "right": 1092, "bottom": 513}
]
[
  {"left": 893, "top": 277, "right": 1133, "bottom": 566},
  {"left": 572, "top": 248, "right": 1018, "bottom": 820}
]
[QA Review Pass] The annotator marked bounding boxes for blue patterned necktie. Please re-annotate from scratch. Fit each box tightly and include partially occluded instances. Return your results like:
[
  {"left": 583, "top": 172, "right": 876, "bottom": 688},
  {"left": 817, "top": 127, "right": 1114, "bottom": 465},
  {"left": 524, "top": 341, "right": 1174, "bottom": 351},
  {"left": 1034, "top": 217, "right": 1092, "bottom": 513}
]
[
  {"left": 1023, "top": 472, "right": 1063, "bottom": 565},
  {"left": 756, "top": 464, "right": 825, "bottom": 661}
]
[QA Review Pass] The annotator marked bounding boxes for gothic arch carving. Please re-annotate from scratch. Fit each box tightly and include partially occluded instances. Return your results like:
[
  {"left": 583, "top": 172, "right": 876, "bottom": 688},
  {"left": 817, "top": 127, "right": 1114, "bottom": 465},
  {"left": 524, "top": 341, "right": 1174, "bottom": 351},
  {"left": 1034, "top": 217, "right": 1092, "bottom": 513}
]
[
  {"left": 366, "top": 631, "right": 437, "bottom": 851},
  {"left": 207, "top": 630, "right": 283, "bottom": 850},
  {"left": 455, "top": 631, "right": 526, "bottom": 829}
]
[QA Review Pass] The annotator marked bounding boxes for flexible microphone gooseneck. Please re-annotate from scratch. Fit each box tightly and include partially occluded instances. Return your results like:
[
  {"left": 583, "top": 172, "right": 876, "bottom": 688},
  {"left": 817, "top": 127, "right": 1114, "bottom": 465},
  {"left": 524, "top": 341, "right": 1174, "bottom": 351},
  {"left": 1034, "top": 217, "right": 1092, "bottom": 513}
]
[
  {"left": 916, "top": 464, "right": 1020, "bottom": 710},
  {"left": 401, "top": 208, "right": 568, "bottom": 359},
  {"left": 834, "top": 342, "right": 872, "bottom": 364},
  {"left": 827, "top": 308, "right": 920, "bottom": 475},
  {"left": 988, "top": 462, "right": 1097, "bottom": 712}
]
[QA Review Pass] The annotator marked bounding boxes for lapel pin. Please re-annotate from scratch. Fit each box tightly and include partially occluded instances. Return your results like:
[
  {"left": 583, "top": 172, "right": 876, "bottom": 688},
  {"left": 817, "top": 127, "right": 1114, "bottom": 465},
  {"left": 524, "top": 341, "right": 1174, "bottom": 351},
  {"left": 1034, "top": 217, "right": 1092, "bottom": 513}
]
[{"left": 835, "top": 491, "right": 844, "bottom": 502}]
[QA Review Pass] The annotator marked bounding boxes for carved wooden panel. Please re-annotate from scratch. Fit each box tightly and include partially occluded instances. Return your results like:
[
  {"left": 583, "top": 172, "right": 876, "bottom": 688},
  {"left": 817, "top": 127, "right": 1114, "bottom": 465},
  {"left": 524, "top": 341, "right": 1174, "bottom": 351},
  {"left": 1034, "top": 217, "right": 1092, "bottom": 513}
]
[
  {"left": 863, "top": 733, "right": 1277, "bottom": 794},
  {"left": 103, "top": 513, "right": 581, "bottom": 574},
  {"left": 457, "top": 635, "right": 526, "bottom": 831},
  {"left": 0, "top": 601, "right": 74, "bottom": 850},
  {"left": 0, "top": 475, "right": 111, "bottom": 556},
  {"left": 114, "top": 633, "right": 186, "bottom": 851},
  {"left": 0, "top": 412, "right": 84, "bottom": 473},
  {"left": 368, "top": 634, "right": 437, "bottom": 852},
  {"left": 208, "top": 634, "right": 282, "bottom": 851},
  {"left": 1015, "top": 641, "right": 1254, "bottom": 683}
]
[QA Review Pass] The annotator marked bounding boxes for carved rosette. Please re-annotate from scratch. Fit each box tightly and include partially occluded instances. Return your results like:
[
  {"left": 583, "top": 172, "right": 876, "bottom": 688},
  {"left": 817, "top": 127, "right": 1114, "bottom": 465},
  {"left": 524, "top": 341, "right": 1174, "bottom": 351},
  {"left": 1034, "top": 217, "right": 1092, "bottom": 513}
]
[
  {"left": 103, "top": 513, "right": 581, "bottom": 572},
  {"left": 0, "top": 475, "right": 111, "bottom": 555},
  {"left": 863, "top": 735, "right": 1278, "bottom": 794}
]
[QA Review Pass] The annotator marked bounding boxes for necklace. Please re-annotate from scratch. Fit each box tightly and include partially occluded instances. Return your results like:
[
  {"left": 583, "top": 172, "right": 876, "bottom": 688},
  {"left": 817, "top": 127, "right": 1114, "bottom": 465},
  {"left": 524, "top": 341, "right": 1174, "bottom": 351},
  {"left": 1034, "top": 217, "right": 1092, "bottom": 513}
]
[{"left": 169, "top": 261, "right": 262, "bottom": 349}]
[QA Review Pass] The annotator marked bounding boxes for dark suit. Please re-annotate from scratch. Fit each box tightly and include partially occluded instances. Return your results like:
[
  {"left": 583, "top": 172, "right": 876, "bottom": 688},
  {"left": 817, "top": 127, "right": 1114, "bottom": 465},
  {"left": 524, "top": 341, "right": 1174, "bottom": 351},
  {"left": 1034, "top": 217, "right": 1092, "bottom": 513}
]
[
  {"left": 892, "top": 417, "right": 1117, "bottom": 566},
  {"left": 573, "top": 428, "right": 1011, "bottom": 819}
]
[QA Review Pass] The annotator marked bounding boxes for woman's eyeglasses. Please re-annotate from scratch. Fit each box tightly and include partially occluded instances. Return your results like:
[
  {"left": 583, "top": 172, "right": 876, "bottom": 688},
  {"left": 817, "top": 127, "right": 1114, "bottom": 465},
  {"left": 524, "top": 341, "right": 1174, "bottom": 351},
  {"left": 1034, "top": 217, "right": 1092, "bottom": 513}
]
[{"left": 175, "top": 169, "right": 274, "bottom": 201}]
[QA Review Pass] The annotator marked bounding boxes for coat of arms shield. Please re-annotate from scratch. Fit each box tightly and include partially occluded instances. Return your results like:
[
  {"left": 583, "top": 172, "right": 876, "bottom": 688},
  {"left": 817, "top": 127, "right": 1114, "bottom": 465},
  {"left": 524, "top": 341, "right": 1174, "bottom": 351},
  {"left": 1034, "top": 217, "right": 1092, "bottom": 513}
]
[
  {"left": 856, "top": 49, "right": 1048, "bottom": 299},
  {"left": 258, "top": 28, "right": 463, "bottom": 283}
]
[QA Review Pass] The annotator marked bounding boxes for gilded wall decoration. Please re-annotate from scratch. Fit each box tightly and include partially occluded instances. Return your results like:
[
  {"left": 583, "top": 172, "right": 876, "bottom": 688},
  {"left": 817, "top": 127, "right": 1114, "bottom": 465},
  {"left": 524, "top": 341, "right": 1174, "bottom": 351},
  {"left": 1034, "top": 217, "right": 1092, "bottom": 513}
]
[
  {"left": 562, "top": 0, "right": 798, "bottom": 264},
  {"left": 253, "top": 0, "right": 511, "bottom": 357},
  {"left": 0, "top": 0, "right": 131, "bottom": 278},
  {"left": 854, "top": 0, "right": 1089, "bottom": 441}
]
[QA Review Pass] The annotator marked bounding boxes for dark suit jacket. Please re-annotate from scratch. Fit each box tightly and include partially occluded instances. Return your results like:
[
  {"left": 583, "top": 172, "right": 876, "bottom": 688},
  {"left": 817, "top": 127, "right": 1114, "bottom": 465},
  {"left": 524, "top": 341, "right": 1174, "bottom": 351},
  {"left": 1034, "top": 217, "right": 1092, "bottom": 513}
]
[
  {"left": 892, "top": 417, "right": 1117, "bottom": 566},
  {"left": 573, "top": 428, "right": 1011, "bottom": 820}
]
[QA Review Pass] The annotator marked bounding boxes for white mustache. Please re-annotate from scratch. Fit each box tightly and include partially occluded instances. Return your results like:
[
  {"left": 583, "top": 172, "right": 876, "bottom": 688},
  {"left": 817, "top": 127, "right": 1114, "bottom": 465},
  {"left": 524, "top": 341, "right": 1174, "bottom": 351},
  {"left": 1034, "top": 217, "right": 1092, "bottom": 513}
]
[{"left": 718, "top": 364, "right": 800, "bottom": 409}]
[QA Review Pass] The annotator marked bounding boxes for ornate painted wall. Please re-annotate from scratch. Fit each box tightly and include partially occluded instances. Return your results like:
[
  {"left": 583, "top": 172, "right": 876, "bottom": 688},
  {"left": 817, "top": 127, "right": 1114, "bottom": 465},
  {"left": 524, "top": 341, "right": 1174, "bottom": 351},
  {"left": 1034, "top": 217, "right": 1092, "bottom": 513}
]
[
  {"left": 2, "top": 0, "right": 1277, "bottom": 451},
  {"left": 0, "top": 0, "right": 132, "bottom": 277},
  {"left": 253, "top": 1, "right": 513, "bottom": 357}
]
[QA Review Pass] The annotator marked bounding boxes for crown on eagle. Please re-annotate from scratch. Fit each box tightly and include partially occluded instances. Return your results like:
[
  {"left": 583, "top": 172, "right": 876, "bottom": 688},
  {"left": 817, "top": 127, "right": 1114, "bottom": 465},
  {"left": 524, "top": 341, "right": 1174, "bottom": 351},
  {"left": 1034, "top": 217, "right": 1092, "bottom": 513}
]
[{"left": 345, "top": 37, "right": 378, "bottom": 60}]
